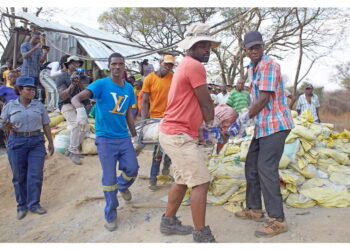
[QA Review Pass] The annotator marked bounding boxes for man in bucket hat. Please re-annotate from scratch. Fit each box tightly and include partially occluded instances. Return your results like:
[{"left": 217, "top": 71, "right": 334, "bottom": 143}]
[
  {"left": 234, "top": 30, "right": 294, "bottom": 238},
  {"left": 158, "top": 23, "right": 220, "bottom": 243},
  {"left": 56, "top": 56, "right": 90, "bottom": 165}
]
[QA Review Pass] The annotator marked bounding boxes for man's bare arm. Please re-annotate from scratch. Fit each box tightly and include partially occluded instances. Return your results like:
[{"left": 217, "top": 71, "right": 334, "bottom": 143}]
[{"left": 193, "top": 84, "right": 214, "bottom": 124}]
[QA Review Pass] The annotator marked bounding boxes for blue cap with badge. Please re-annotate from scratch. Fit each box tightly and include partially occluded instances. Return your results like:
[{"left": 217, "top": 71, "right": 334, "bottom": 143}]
[{"left": 16, "top": 76, "right": 36, "bottom": 87}]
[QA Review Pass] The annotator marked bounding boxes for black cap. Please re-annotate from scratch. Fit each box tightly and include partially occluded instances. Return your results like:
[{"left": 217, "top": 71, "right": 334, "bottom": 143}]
[
  {"left": 305, "top": 83, "right": 313, "bottom": 89},
  {"left": 244, "top": 31, "right": 264, "bottom": 49}
]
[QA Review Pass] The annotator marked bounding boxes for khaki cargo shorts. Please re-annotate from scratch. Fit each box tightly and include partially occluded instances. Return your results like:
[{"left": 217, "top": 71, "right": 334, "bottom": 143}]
[{"left": 159, "top": 132, "right": 211, "bottom": 188}]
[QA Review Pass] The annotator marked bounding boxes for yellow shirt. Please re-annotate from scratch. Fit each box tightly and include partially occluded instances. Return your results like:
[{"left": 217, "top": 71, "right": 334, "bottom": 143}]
[
  {"left": 141, "top": 72, "right": 173, "bottom": 118},
  {"left": 3, "top": 70, "right": 21, "bottom": 88},
  {"left": 3, "top": 69, "right": 10, "bottom": 86},
  {"left": 132, "top": 87, "right": 140, "bottom": 109}
]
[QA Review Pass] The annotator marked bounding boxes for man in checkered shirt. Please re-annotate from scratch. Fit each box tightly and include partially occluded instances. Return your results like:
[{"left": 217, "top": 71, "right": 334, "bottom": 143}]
[
  {"left": 296, "top": 83, "right": 321, "bottom": 122},
  {"left": 234, "top": 30, "right": 294, "bottom": 238}
]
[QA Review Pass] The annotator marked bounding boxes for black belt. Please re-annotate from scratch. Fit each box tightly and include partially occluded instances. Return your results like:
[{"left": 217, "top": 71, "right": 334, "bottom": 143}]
[{"left": 13, "top": 130, "right": 43, "bottom": 137}]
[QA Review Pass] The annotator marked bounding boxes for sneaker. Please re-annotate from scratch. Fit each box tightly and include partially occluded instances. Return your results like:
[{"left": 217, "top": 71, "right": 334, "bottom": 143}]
[
  {"left": 70, "top": 153, "right": 82, "bottom": 165},
  {"left": 234, "top": 209, "right": 264, "bottom": 221},
  {"left": 148, "top": 180, "right": 158, "bottom": 191},
  {"left": 255, "top": 218, "right": 288, "bottom": 238},
  {"left": 120, "top": 189, "right": 132, "bottom": 202},
  {"left": 17, "top": 210, "right": 27, "bottom": 220},
  {"left": 65, "top": 151, "right": 84, "bottom": 158},
  {"left": 104, "top": 220, "right": 117, "bottom": 232},
  {"left": 160, "top": 214, "right": 193, "bottom": 235},
  {"left": 193, "top": 226, "right": 216, "bottom": 243},
  {"left": 30, "top": 206, "right": 47, "bottom": 215}
]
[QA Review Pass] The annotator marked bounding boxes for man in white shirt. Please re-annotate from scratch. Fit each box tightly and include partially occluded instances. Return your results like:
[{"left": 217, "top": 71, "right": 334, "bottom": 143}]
[{"left": 216, "top": 86, "right": 229, "bottom": 104}]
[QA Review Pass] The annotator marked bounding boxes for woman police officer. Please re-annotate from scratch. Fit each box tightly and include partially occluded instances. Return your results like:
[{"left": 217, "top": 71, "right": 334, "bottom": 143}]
[{"left": 0, "top": 76, "right": 54, "bottom": 220}]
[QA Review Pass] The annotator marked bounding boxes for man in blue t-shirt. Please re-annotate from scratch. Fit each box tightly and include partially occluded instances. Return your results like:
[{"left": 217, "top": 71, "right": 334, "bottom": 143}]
[{"left": 71, "top": 52, "right": 140, "bottom": 232}]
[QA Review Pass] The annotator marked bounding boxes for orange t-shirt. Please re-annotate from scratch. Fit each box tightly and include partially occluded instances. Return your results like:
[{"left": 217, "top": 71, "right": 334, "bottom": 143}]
[
  {"left": 160, "top": 56, "right": 206, "bottom": 139},
  {"left": 141, "top": 71, "right": 173, "bottom": 118},
  {"left": 138, "top": 91, "right": 143, "bottom": 112}
]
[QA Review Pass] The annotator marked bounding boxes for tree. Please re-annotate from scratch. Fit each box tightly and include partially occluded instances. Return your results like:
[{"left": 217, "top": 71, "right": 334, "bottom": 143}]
[
  {"left": 289, "top": 8, "right": 348, "bottom": 95},
  {"left": 334, "top": 62, "right": 350, "bottom": 91},
  {"left": 98, "top": 8, "right": 349, "bottom": 87},
  {"left": 210, "top": 8, "right": 348, "bottom": 88},
  {"left": 98, "top": 8, "right": 218, "bottom": 53},
  {"left": 0, "top": 7, "right": 59, "bottom": 52}
]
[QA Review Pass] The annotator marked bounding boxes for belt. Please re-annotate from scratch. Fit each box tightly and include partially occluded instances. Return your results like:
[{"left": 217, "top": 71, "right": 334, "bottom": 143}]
[{"left": 13, "top": 130, "right": 43, "bottom": 137}]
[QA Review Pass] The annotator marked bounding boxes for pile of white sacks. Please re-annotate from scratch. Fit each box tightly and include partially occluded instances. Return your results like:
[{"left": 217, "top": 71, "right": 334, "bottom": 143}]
[{"left": 207, "top": 110, "right": 350, "bottom": 212}]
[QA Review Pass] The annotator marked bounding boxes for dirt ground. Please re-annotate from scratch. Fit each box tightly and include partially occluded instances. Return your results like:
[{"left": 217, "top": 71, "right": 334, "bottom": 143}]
[{"left": 0, "top": 146, "right": 350, "bottom": 243}]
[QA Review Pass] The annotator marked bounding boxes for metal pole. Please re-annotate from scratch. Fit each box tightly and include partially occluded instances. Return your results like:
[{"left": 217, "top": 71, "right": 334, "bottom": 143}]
[{"left": 13, "top": 30, "right": 19, "bottom": 69}]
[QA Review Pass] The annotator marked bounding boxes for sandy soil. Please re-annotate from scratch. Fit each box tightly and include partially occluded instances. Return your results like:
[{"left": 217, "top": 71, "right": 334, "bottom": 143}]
[{"left": 0, "top": 146, "right": 350, "bottom": 243}]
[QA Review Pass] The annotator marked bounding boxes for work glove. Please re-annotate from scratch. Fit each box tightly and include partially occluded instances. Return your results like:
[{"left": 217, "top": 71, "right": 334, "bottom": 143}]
[
  {"left": 76, "top": 107, "right": 88, "bottom": 126},
  {"left": 132, "top": 135, "right": 145, "bottom": 155}
]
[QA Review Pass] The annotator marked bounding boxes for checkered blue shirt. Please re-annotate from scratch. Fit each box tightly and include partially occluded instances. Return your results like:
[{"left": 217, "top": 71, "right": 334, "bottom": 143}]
[
  {"left": 248, "top": 55, "right": 294, "bottom": 138},
  {"left": 296, "top": 93, "right": 320, "bottom": 121},
  {"left": 20, "top": 42, "right": 43, "bottom": 77}
]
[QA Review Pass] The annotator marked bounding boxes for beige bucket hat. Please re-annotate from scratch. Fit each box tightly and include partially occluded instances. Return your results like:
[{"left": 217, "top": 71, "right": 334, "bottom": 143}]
[
  {"left": 177, "top": 22, "right": 221, "bottom": 50},
  {"left": 64, "top": 56, "right": 84, "bottom": 67}
]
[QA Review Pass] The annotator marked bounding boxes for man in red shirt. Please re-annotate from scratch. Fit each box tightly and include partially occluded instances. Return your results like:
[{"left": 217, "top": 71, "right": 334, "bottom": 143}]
[{"left": 158, "top": 23, "right": 220, "bottom": 243}]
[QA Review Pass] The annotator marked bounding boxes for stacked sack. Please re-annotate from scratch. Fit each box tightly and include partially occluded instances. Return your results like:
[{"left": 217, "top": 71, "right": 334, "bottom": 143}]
[
  {"left": 49, "top": 112, "right": 97, "bottom": 155},
  {"left": 207, "top": 110, "right": 350, "bottom": 212}
]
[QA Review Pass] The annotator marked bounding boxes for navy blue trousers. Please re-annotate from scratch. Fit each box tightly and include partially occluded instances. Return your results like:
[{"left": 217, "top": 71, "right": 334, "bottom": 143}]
[
  {"left": 7, "top": 134, "right": 46, "bottom": 211},
  {"left": 95, "top": 136, "right": 139, "bottom": 223},
  {"left": 150, "top": 144, "right": 171, "bottom": 182}
]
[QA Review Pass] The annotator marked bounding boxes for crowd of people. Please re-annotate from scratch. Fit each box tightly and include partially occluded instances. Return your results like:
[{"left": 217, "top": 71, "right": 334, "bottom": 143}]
[{"left": 0, "top": 23, "right": 324, "bottom": 243}]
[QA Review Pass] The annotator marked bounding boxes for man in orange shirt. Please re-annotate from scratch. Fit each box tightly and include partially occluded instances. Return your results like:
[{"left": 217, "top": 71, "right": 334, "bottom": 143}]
[
  {"left": 158, "top": 23, "right": 220, "bottom": 242},
  {"left": 141, "top": 55, "right": 175, "bottom": 190}
]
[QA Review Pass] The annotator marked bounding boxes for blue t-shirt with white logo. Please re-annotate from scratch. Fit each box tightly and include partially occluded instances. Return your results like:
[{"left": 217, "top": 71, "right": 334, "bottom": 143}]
[{"left": 87, "top": 77, "right": 136, "bottom": 139}]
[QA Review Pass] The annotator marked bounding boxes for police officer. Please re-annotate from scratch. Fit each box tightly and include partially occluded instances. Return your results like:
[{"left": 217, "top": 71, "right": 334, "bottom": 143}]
[{"left": 0, "top": 76, "right": 54, "bottom": 220}]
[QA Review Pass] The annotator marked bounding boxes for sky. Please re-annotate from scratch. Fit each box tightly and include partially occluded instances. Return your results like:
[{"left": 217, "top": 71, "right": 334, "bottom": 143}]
[
  {"left": 51, "top": 5, "right": 350, "bottom": 91},
  {"left": 2, "top": 0, "right": 350, "bottom": 91}
]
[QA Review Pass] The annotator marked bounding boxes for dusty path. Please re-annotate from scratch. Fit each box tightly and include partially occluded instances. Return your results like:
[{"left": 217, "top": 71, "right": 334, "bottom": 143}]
[{"left": 0, "top": 147, "right": 350, "bottom": 243}]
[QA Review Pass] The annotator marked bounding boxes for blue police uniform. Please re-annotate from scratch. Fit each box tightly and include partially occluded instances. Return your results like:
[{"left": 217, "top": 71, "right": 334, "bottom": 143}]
[{"left": 1, "top": 77, "right": 50, "bottom": 213}]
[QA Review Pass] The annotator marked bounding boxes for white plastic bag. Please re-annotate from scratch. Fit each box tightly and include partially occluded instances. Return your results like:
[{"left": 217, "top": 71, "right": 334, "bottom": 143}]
[{"left": 142, "top": 123, "right": 159, "bottom": 142}]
